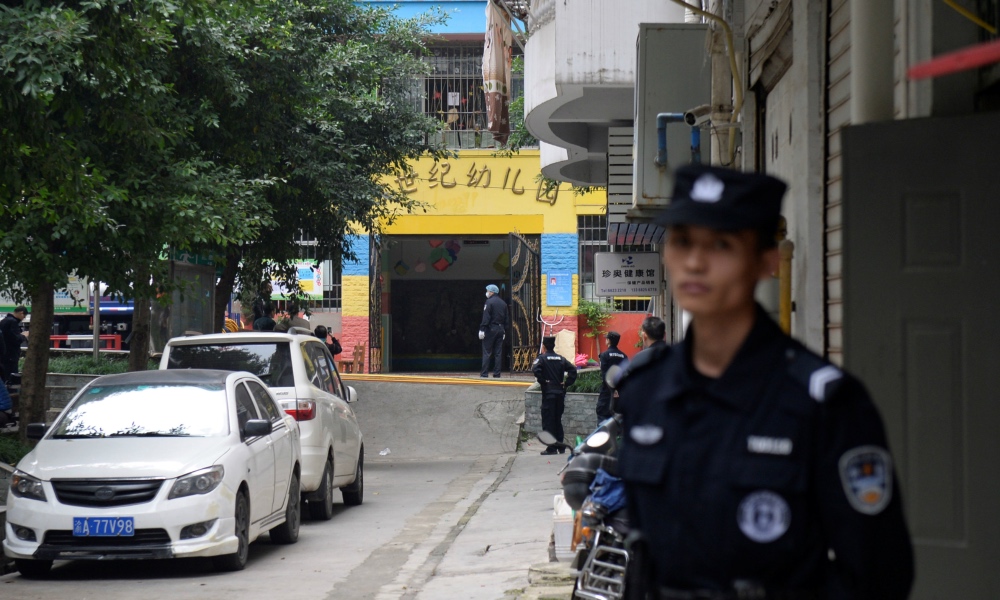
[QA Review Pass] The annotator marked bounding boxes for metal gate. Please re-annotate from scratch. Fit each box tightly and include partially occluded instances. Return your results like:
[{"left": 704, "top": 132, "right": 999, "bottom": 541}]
[
  {"left": 508, "top": 232, "right": 540, "bottom": 372},
  {"left": 368, "top": 235, "right": 383, "bottom": 373}
]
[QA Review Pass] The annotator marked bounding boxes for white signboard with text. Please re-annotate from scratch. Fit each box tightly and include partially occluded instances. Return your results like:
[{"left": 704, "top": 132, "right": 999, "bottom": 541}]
[{"left": 594, "top": 252, "right": 661, "bottom": 297}]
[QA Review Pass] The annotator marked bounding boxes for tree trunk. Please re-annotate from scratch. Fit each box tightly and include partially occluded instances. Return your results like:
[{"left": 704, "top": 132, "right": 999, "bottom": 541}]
[
  {"left": 19, "top": 282, "right": 54, "bottom": 444},
  {"left": 213, "top": 246, "right": 241, "bottom": 332},
  {"left": 128, "top": 262, "right": 152, "bottom": 372}
]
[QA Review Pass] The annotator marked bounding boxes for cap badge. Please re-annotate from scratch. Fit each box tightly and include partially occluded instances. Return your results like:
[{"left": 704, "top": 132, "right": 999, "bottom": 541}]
[{"left": 690, "top": 173, "right": 724, "bottom": 203}]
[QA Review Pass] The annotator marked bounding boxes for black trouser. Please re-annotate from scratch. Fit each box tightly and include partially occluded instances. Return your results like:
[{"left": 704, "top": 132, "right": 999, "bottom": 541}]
[
  {"left": 596, "top": 384, "right": 613, "bottom": 420},
  {"left": 480, "top": 325, "right": 504, "bottom": 377},
  {"left": 540, "top": 390, "right": 566, "bottom": 444},
  {"left": 0, "top": 358, "right": 16, "bottom": 383}
]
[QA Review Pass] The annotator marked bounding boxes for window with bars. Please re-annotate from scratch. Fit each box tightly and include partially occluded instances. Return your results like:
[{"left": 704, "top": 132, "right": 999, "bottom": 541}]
[
  {"left": 578, "top": 215, "right": 656, "bottom": 312},
  {"left": 295, "top": 239, "right": 342, "bottom": 312},
  {"left": 410, "top": 44, "right": 525, "bottom": 149}
]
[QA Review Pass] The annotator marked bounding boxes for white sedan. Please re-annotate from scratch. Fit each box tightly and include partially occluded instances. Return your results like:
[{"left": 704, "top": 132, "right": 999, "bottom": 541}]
[
  {"left": 3, "top": 369, "right": 301, "bottom": 578},
  {"left": 160, "top": 331, "right": 363, "bottom": 520}
]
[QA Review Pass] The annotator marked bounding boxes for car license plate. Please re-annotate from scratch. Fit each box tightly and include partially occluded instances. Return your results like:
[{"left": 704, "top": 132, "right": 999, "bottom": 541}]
[{"left": 72, "top": 517, "right": 135, "bottom": 537}]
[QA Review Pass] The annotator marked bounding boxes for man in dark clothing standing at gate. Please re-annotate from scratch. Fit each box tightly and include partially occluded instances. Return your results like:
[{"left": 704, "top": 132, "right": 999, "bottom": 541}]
[
  {"left": 596, "top": 331, "right": 628, "bottom": 420},
  {"left": 0, "top": 306, "right": 28, "bottom": 382},
  {"left": 532, "top": 336, "right": 577, "bottom": 455},
  {"left": 479, "top": 284, "right": 508, "bottom": 378}
]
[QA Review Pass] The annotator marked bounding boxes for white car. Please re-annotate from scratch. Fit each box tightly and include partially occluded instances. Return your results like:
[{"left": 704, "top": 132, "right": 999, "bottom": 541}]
[
  {"left": 160, "top": 330, "right": 363, "bottom": 520},
  {"left": 3, "top": 369, "right": 301, "bottom": 578}
]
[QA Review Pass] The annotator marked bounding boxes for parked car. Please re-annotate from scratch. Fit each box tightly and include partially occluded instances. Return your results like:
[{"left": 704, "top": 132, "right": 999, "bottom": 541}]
[
  {"left": 159, "top": 330, "right": 363, "bottom": 520},
  {"left": 3, "top": 369, "right": 301, "bottom": 578}
]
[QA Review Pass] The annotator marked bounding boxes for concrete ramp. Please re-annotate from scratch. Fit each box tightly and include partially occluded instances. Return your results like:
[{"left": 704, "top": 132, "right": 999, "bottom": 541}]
[{"left": 346, "top": 379, "right": 529, "bottom": 459}]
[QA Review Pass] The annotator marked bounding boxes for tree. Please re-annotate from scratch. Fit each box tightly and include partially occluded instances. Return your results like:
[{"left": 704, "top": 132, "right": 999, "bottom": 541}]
[
  {"left": 577, "top": 298, "right": 617, "bottom": 358},
  {"left": 174, "top": 0, "right": 447, "bottom": 324},
  {"left": 0, "top": 0, "right": 263, "bottom": 441}
]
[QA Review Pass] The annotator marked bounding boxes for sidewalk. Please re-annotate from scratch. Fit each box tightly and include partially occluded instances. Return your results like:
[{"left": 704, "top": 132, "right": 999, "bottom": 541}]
[{"left": 414, "top": 437, "right": 577, "bottom": 600}]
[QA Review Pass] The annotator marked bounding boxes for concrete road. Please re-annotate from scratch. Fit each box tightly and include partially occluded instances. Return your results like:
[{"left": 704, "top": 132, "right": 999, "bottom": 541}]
[{"left": 1, "top": 381, "right": 565, "bottom": 599}]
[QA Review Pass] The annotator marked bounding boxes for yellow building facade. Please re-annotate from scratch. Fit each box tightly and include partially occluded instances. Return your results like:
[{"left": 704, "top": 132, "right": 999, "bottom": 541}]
[{"left": 339, "top": 150, "right": 605, "bottom": 373}]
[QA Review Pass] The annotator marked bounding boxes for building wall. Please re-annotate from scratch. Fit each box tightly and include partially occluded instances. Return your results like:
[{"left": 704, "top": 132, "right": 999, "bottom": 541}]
[
  {"left": 341, "top": 150, "right": 604, "bottom": 371},
  {"left": 340, "top": 234, "right": 371, "bottom": 373}
]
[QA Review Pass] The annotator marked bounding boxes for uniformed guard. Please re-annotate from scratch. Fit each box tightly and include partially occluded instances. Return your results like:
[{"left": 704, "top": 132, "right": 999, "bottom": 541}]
[
  {"left": 532, "top": 335, "right": 577, "bottom": 455},
  {"left": 596, "top": 331, "right": 628, "bottom": 419},
  {"left": 479, "top": 284, "right": 508, "bottom": 378},
  {"left": 616, "top": 165, "right": 914, "bottom": 599}
]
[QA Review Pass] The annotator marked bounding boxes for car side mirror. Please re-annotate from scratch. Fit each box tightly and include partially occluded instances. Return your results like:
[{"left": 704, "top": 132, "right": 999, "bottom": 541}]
[
  {"left": 346, "top": 386, "right": 358, "bottom": 403},
  {"left": 26, "top": 423, "right": 48, "bottom": 441},
  {"left": 244, "top": 419, "right": 272, "bottom": 437}
]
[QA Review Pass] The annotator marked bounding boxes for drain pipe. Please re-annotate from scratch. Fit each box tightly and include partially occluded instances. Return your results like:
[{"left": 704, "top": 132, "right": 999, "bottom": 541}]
[
  {"left": 655, "top": 113, "right": 685, "bottom": 168},
  {"left": 655, "top": 113, "right": 703, "bottom": 168}
]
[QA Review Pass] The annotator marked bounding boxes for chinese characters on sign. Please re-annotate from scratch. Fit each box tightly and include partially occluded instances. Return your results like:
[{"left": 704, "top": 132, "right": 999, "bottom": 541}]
[
  {"left": 594, "top": 252, "right": 662, "bottom": 296},
  {"left": 395, "top": 161, "right": 561, "bottom": 204}
]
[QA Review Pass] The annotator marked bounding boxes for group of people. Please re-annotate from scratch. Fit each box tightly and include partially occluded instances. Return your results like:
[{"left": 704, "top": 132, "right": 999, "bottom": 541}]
[
  {"left": 526, "top": 165, "right": 915, "bottom": 599},
  {"left": 0, "top": 305, "right": 29, "bottom": 425},
  {"left": 242, "top": 301, "right": 342, "bottom": 357}
]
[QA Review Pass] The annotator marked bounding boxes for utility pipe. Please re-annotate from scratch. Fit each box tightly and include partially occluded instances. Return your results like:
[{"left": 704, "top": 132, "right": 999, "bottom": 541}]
[
  {"left": 669, "top": 0, "right": 743, "bottom": 164},
  {"left": 92, "top": 282, "right": 101, "bottom": 361},
  {"left": 690, "top": 127, "right": 702, "bottom": 165},
  {"left": 778, "top": 239, "right": 794, "bottom": 334},
  {"left": 850, "top": 0, "right": 894, "bottom": 123},
  {"left": 655, "top": 113, "right": 685, "bottom": 168}
]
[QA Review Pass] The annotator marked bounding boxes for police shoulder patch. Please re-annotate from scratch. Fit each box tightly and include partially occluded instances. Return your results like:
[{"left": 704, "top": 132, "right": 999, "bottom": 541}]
[
  {"left": 629, "top": 424, "right": 663, "bottom": 445},
  {"left": 786, "top": 347, "right": 843, "bottom": 402},
  {"left": 839, "top": 445, "right": 893, "bottom": 515}
]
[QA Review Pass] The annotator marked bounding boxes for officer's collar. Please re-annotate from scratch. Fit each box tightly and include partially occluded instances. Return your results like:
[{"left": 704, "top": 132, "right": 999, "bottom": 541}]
[{"left": 678, "top": 304, "right": 785, "bottom": 410}]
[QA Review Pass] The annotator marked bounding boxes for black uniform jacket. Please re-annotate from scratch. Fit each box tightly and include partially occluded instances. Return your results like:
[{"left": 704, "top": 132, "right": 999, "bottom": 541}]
[
  {"left": 480, "top": 294, "right": 508, "bottom": 331},
  {"left": 598, "top": 347, "right": 628, "bottom": 392},
  {"left": 616, "top": 306, "right": 914, "bottom": 598},
  {"left": 531, "top": 350, "right": 578, "bottom": 394}
]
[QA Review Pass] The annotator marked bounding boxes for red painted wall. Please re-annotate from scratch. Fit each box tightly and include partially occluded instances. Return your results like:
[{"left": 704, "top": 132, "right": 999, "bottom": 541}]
[{"left": 577, "top": 313, "right": 648, "bottom": 361}]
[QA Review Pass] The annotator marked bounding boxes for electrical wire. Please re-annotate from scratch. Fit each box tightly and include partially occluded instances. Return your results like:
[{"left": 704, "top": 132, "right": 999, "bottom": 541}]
[{"left": 941, "top": 0, "right": 997, "bottom": 35}]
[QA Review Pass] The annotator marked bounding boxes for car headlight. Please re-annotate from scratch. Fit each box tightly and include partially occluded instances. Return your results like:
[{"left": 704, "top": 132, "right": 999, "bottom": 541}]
[
  {"left": 168, "top": 466, "right": 225, "bottom": 500},
  {"left": 10, "top": 471, "right": 46, "bottom": 502}
]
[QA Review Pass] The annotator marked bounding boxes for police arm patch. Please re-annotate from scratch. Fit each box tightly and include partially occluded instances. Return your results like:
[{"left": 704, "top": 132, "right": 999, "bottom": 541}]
[{"left": 838, "top": 446, "right": 893, "bottom": 515}]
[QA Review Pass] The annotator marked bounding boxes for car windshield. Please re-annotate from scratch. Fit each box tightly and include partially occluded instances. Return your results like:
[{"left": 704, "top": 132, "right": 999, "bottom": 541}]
[
  {"left": 51, "top": 383, "right": 229, "bottom": 438},
  {"left": 165, "top": 342, "right": 295, "bottom": 387}
]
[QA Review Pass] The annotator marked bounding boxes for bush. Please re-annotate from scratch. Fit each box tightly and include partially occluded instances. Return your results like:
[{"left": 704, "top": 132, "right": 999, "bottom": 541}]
[
  {"left": 566, "top": 369, "right": 603, "bottom": 394},
  {"left": 43, "top": 355, "right": 157, "bottom": 375},
  {"left": 0, "top": 433, "right": 33, "bottom": 465}
]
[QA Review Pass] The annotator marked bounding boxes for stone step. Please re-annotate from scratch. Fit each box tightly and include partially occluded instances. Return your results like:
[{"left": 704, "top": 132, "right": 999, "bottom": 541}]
[
  {"left": 517, "top": 585, "right": 574, "bottom": 600},
  {"left": 528, "top": 561, "right": 577, "bottom": 586}
]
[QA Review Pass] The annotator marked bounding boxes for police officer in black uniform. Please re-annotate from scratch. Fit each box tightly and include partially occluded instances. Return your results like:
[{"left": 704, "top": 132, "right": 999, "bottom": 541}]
[
  {"left": 479, "top": 284, "right": 508, "bottom": 378},
  {"left": 532, "top": 335, "right": 577, "bottom": 455},
  {"left": 616, "top": 165, "right": 914, "bottom": 599},
  {"left": 596, "top": 331, "right": 628, "bottom": 420}
]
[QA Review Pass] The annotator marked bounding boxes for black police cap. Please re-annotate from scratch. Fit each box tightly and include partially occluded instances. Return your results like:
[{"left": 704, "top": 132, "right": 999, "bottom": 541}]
[
  {"left": 542, "top": 336, "right": 556, "bottom": 348},
  {"left": 654, "top": 165, "right": 786, "bottom": 232}
]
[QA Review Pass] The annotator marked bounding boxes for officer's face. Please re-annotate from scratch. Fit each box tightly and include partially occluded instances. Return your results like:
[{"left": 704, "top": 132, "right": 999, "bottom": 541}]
[{"left": 662, "top": 225, "right": 778, "bottom": 318}]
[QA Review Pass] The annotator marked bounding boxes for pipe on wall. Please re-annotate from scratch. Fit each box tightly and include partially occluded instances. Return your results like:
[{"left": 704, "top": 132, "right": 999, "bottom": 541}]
[{"left": 850, "top": 0, "right": 895, "bottom": 123}]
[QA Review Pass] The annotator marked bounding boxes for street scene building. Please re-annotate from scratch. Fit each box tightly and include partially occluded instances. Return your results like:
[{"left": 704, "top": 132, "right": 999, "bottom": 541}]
[{"left": 524, "top": 0, "right": 999, "bottom": 596}]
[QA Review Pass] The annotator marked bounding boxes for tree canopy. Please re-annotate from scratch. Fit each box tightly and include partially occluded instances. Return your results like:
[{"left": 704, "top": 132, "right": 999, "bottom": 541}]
[{"left": 0, "top": 0, "right": 444, "bottom": 441}]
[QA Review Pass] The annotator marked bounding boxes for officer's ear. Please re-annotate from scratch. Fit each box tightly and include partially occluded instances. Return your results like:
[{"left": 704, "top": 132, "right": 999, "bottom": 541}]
[{"left": 758, "top": 246, "right": 780, "bottom": 281}]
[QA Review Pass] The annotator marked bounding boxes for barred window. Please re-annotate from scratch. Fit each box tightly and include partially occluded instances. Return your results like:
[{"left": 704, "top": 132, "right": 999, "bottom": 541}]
[
  {"left": 577, "top": 215, "right": 656, "bottom": 312},
  {"left": 296, "top": 238, "right": 342, "bottom": 312},
  {"left": 411, "top": 44, "right": 525, "bottom": 149}
]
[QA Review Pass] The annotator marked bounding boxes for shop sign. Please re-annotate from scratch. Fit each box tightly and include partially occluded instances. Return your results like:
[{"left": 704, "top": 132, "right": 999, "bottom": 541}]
[
  {"left": 594, "top": 252, "right": 661, "bottom": 297},
  {"left": 394, "top": 161, "right": 561, "bottom": 205}
]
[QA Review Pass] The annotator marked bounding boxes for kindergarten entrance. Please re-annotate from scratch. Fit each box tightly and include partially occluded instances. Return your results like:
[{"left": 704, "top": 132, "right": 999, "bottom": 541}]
[{"left": 383, "top": 234, "right": 538, "bottom": 372}]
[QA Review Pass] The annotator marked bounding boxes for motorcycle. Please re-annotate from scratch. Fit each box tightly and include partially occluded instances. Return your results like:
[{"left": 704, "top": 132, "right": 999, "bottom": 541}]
[{"left": 538, "top": 414, "right": 630, "bottom": 600}]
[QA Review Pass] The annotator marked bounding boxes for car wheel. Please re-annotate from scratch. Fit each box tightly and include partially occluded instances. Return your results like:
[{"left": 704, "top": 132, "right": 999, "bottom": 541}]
[
  {"left": 15, "top": 559, "right": 52, "bottom": 579},
  {"left": 341, "top": 446, "right": 364, "bottom": 506},
  {"left": 308, "top": 457, "right": 335, "bottom": 521},
  {"left": 214, "top": 489, "right": 250, "bottom": 572},
  {"left": 270, "top": 471, "right": 301, "bottom": 544}
]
